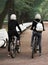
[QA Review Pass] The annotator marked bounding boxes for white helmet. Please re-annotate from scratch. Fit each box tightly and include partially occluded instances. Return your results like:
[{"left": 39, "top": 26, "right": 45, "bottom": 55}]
[
  {"left": 10, "top": 14, "right": 16, "bottom": 20},
  {"left": 35, "top": 13, "right": 41, "bottom": 19}
]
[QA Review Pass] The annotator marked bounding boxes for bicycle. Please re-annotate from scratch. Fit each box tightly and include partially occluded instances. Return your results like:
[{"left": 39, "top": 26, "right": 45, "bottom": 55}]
[
  {"left": 10, "top": 35, "right": 21, "bottom": 58},
  {"left": 31, "top": 34, "right": 39, "bottom": 58}
]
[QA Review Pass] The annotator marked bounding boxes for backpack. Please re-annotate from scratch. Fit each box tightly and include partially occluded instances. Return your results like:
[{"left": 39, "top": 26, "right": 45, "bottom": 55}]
[{"left": 36, "top": 22, "right": 43, "bottom": 31}]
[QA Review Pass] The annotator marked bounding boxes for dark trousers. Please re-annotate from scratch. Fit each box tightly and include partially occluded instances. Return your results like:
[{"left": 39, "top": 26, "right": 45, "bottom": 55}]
[
  {"left": 31, "top": 31, "right": 42, "bottom": 53},
  {"left": 8, "top": 30, "right": 20, "bottom": 52}
]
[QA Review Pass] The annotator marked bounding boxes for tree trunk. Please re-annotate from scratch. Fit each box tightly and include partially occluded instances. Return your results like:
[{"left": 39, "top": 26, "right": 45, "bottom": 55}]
[{"left": 0, "top": 0, "right": 14, "bottom": 29}]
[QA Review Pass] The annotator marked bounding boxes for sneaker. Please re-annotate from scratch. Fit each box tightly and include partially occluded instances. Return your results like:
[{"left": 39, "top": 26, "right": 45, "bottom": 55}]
[
  {"left": 17, "top": 48, "right": 21, "bottom": 53},
  {"left": 16, "top": 45, "right": 21, "bottom": 53}
]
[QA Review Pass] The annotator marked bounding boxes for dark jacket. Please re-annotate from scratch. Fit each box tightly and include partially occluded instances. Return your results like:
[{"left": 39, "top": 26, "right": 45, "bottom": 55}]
[
  {"left": 31, "top": 19, "right": 45, "bottom": 32},
  {"left": 8, "top": 20, "right": 22, "bottom": 33}
]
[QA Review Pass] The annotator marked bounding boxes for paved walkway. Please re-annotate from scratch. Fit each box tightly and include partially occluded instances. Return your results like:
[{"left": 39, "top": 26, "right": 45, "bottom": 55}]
[{"left": 0, "top": 23, "right": 48, "bottom": 65}]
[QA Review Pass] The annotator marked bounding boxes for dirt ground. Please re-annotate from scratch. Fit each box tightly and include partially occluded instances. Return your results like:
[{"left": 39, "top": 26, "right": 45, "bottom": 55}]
[{"left": 0, "top": 23, "right": 48, "bottom": 65}]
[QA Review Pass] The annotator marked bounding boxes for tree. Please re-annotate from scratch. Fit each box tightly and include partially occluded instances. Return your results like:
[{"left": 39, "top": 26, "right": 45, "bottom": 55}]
[
  {"left": 0, "top": 0, "right": 14, "bottom": 28},
  {"left": 0, "top": 0, "right": 48, "bottom": 26},
  {"left": 14, "top": 0, "right": 46, "bottom": 22}
]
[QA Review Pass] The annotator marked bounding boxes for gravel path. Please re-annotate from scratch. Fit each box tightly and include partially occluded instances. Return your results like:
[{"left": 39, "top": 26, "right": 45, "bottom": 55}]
[{"left": 0, "top": 23, "right": 48, "bottom": 65}]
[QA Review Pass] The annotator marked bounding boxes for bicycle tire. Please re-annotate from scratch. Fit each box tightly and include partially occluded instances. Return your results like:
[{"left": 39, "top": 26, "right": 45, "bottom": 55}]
[
  {"left": 31, "top": 36, "right": 37, "bottom": 58},
  {"left": 32, "top": 38, "right": 35, "bottom": 58},
  {"left": 10, "top": 42, "right": 16, "bottom": 58}
]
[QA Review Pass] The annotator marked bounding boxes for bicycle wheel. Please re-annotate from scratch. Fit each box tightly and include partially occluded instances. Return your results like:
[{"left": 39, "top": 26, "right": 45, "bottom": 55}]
[
  {"left": 31, "top": 36, "right": 37, "bottom": 58},
  {"left": 31, "top": 37, "right": 35, "bottom": 58},
  {"left": 10, "top": 41, "right": 16, "bottom": 58}
]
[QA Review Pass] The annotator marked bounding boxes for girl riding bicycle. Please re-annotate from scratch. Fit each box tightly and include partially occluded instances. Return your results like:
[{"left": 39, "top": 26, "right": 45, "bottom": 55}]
[
  {"left": 8, "top": 13, "right": 22, "bottom": 56},
  {"left": 30, "top": 13, "right": 45, "bottom": 56}
]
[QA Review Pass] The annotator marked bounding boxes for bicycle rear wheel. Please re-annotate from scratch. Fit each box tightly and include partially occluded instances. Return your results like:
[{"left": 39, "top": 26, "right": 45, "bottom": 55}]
[
  {"left": 31, "top": 37, "right": 37, "bottom": 58},
  {"left": 32, "top": 38, "right": 35, "bottom": 58},
  {"left": 10, "top": 42, "right": 16, "bottom": 58}
]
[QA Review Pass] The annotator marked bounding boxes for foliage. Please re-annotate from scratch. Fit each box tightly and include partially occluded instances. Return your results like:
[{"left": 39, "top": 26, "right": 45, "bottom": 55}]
[
  {"left": 0, "top": 0, "right": 7, "bottom": 13},
  {"left": 14, "top": 0, "right": 48, "bottom": 22},
  {"left": 0, "top": 0, "right": 48, "bottom": 23}
]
